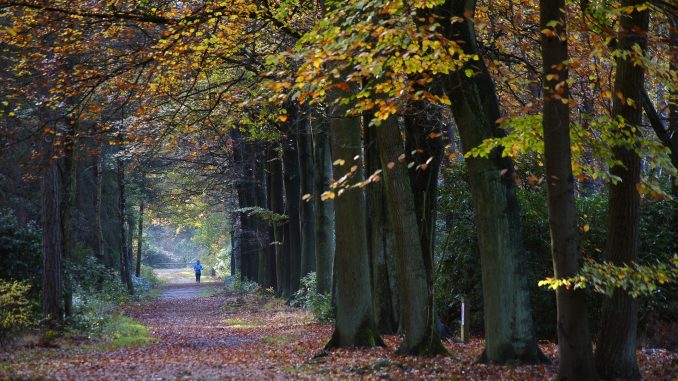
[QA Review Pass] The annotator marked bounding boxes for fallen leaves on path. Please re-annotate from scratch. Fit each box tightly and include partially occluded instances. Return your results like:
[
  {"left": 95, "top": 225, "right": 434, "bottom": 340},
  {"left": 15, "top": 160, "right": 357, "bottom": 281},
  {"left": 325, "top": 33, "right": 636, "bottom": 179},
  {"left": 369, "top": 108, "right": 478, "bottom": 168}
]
[{"left": 1, "top": 282, "right": 676, "bottom": 380}]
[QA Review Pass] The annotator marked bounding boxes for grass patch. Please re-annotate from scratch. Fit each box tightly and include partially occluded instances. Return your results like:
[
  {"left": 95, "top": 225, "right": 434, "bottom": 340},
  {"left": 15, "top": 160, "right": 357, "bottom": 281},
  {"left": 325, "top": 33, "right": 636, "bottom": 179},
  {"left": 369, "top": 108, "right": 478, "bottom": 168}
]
[
  {"left": 224, "top": 318, "right": 261, "bottom": 329},
  {"left": 260, "top": 335, "right": 289, "bottom": 344},
  {"left": 96, "top": 315, "right": 155, "bottom": 350},
  {"left": 140, "top": 288, "right": 162, "bottom": 301},
  {"left": 199, "top": 286, "right": 224, "bottom": 297}
]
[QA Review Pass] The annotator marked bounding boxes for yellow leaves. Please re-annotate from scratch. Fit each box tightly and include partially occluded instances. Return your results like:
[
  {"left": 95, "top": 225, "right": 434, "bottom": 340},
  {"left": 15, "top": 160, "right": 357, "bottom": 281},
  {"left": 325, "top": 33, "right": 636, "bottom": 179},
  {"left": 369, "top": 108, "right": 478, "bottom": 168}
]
[
  {"left": 582, "top": 224, "right": 590, "bottom": 233},
  {"left": 3, "top": 26, "right": 20, "bottom": 39},
  {"left": 302, "top": 193, "right": 312, "bottom": 202},
  {"left": 279, "top": 115, "right": 288, "bottom": 123},
  {"left": 333, "top": 159, "right": 345, "bottom": 166}
]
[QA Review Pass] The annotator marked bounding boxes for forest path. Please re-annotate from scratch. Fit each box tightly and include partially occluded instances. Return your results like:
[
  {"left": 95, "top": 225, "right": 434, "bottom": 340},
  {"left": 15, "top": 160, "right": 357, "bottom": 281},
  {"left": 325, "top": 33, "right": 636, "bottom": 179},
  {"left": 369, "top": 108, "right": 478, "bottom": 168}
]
[
  {"left": 1, "top": 272, "right": 675, "bottom": 380},
  {"left": 1, "top": 272, "right": 326, "bottom": 380}
]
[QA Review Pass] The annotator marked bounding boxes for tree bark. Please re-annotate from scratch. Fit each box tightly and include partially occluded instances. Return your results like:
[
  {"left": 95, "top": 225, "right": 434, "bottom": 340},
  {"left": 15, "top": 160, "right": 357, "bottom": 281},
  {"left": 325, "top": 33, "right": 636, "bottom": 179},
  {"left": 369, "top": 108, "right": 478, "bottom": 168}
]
[
  {"left": 669, "top": 16, "right": 678, "bottom": 227},
  {"left": 541, "top": 0, "right": 596, "bottom": 379},
  {"left": 282, "top": 104, "right": 302, "bottom": 294},
  {"left": 42, "top": 155, "right": 64, "bottom": 329},
  {"left": 135, "top": 200, "right": 144, "bottom": 278},
  {"left": 313, "top": 111, "right": 335, "bottom": 295},
  {"left": 117, "top": 155, "right": 134, "bottom": 294},
  {"left": 430, "top": 0, "right": 544, "bottom": 364},
  {"left": 374, "top": 116, "right": 446, "bottom": 355},
  {"left": 60, "top": 120, "right": 77, "bottom": 318},
  {"left": 94, "top": 144, "right": 105, "bottom": 290},
  {"left": 595, "top": 2, "right": 648, "bottom": 379},
  {"left": 364, "top": 116, "right": 399, "bottom": 334},
  {"left": 298, "top": 107, "right": 317, "bottom": 278},
  {"left": 325, "top": 95, "right": 383, "bottom": 349},
  {"left": 270, "top": 142, "right": 290, "bottom": 297},
  {"left": 256, "top": 146, "right": 273, "bottom": 287}
]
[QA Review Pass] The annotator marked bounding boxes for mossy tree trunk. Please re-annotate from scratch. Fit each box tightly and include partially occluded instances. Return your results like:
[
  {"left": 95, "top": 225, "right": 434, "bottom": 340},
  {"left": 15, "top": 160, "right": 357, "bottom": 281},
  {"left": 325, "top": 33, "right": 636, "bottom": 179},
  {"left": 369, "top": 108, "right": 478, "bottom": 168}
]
[
  {"left": 428, "top": 0, "right": 544, "bottom": 364},
  {"left": 374, "top": 116, "right": 446, "bottom": 355},
  {"left": 325, "top": 96, "right": 382, "bottom": 349}
]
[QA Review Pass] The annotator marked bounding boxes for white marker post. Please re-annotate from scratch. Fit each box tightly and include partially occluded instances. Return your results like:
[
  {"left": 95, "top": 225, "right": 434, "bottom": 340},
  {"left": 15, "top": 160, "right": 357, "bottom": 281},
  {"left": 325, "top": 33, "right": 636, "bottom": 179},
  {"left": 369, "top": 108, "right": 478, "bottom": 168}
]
[{"left": 461, "top": 295, "right": 469, "bottom": 343}]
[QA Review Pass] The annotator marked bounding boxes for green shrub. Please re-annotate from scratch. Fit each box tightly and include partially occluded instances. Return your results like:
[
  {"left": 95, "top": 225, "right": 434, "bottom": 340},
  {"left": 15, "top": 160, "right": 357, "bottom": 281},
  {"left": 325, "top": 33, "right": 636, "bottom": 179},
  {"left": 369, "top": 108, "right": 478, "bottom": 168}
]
[
  {"left": 0, "top": 280, "right": 37, "bottom": 342},
  {"left": 0, "top": 209, "right": 41, "bottom": 300},
  {"left": 229, "top": 272, "right": 259, "bottom": 294},
  {"left": 98, "top": 315, "right": 154, "bottom": 350},
  {"left": 435, "top": 162, "right": 677, "bottom": 339},
  {"left": 290, "top": 272, "right": 335, "bottom": 322}
]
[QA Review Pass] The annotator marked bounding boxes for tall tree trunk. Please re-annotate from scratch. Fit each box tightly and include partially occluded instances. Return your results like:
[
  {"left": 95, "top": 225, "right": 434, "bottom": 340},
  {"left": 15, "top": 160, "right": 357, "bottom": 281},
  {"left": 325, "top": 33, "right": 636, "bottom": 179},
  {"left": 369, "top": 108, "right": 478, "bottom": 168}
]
[
  {"left": 595, "top": 2, "right": 648, "bottom": 379},
  {"left": 403, "top": 102, "right": 450, "bottom": 339},
  {"left": 265, "top": 157, "right": 278, "bottom": 290},
  {"left": 42, "top": 155, "right": 64, "bottom": 329},
  {"left": 256, "top": 147, "right": 272, "bottom": 287},
  {"left": 117, "top": 156, "right": 134, "bottom": 294},
  {"left": 313, "top": 111, "right": 335, "bottom": 295},
  {"left": 431, "top": 0, "right": 544, "bottom": 364},
  {"left": 94, "top": 144, "right": 105, "bottom": 290},
  {"left": 60, "top": 120, "right": 77, "bottom": 318},
  {"left": 298, "top": 108, "right": 317, "bottom": 278},
  {"left": 325, "top": 96, "right": 383, "bottom": 349},
  {"left": 364, "top": 116, "right": 399, "bottom": 334},
  {"left": 230, "top": 223, "right": 240, "bottom": 277},
  {"left": 374, "top": 116, "right": 446, "bottom": 355},
  {"left": 135, "top": 200, "right": 144, "bottom": 278},
  {"left": 270, "top": 143, "right": 290, "bottom": 297},
  {"left": 234, "top": 136, "right": 258, "bottom": 282},
  {"left": 282, "top": 104, "right": 302, "bottom": 293},
  {"left": 669, "top": 16, "right": 678, "bottom": 230},
  {"left": 403, "top": 102, "right": 444, "bottom": 275},
  {"left": 541, "top": 0, "right": 596, "bottom": 379}
]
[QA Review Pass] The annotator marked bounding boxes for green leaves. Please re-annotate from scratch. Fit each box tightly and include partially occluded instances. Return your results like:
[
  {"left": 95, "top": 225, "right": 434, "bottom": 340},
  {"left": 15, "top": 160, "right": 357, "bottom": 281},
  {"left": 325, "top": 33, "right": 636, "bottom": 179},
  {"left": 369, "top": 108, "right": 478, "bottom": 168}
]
[{"left": 538, "top": 255, "right": 678, "bottom": 298}]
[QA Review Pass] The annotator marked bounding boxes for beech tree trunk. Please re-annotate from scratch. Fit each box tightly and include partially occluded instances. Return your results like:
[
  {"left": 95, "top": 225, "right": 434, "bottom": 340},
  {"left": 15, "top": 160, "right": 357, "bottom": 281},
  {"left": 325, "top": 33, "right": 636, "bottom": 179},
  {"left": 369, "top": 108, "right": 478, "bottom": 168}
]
[
  {"left": 135, "top": 200, "right": 144, "bottom": 278},
  {"left": 374, "top": 116, "right": 446, "bottom": 355},
  {"left": 541, "top": 1, "right": 597, "bottom": 379},
  {"left": 595, "top": 2, "right": 648, "bottom": 379},
  {"left": 430, "top": 0, "right": 544, "bottom": 364},
  {"left": 325, "top": 96, "right": 382, "bottom": 349},
  {"left": 282, "top": 104, "right": 302, "bottom": 293},
  {"left": 94, "top": 145, "right": 105, "bottom": 290},
  {"left": 256, "top": 147, "right": 274, "bottom": 287},
  {"left": 60, "top": 120, "right": 77, "bottom": 318},
  {"left": 42, "top": 156, "right": 64, "bottom": 329},
  {"left": 298, "top": 108, "right": 317, "bottom": 278},
  {"left": 313, "top": 112, "right": 335, "bottom": 295},
  {"left": 265, "top": 161, "right": 278, "bottom": 290},
  {"left": 270, "top": 143, "right": 290, "bottom": 297},
  {"left": 117, "top": 155, "right": 134, "bottom": 294},
  {"left": 669, "top": 17, "right": 678, "bottom": 231},
  {"left": 364, "top": 116, "right": 399, "bottom": 334}
]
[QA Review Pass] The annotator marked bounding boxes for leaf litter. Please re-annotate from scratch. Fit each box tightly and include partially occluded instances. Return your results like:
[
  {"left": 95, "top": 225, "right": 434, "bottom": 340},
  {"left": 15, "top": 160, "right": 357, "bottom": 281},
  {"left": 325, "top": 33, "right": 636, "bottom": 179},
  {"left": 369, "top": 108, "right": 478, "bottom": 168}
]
[{"left": 1, "top": 282, "right": 676, "bottom": 380}]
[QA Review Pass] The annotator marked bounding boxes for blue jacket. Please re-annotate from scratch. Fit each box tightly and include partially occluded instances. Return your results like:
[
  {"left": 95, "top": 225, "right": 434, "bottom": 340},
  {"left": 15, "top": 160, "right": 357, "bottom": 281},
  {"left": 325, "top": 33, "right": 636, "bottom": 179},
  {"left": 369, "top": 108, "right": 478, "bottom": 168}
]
[{"left": 194, "top": 263, "right": 203, "bottom": 272}]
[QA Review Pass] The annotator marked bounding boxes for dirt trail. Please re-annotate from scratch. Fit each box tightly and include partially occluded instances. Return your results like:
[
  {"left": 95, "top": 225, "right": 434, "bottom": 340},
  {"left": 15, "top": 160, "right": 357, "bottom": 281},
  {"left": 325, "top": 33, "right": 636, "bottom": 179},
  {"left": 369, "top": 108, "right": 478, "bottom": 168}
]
[
  {"left": 0, "top": 272, "right": 321, "bottom": 380},
  {"left": 1, "top": 271, "right": 675, "bottom": 380}
]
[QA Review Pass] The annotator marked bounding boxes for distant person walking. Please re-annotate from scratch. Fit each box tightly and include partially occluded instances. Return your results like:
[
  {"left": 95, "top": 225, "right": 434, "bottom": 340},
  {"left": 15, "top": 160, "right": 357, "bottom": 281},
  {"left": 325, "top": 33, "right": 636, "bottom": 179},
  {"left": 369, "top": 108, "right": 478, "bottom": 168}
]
[{"left": 194, "top": 260, "right": 203, "bottom": 283}]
